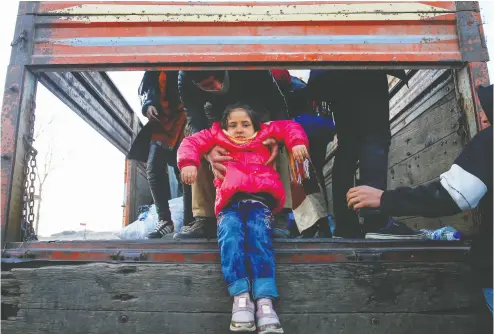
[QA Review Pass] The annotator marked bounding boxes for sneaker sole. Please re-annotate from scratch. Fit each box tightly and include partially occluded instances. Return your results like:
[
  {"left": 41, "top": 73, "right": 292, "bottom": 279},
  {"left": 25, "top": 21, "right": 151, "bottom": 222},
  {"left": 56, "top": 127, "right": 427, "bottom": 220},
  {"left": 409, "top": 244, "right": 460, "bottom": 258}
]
[
  {"left": 365, "top": 233, "right": 427, "bottom": 240},
  {"left": 229, "top": 324, "right": 256, "bottom": 332},
  {"left": 257, "top": 327, "right": 284, "bottom": 334}
]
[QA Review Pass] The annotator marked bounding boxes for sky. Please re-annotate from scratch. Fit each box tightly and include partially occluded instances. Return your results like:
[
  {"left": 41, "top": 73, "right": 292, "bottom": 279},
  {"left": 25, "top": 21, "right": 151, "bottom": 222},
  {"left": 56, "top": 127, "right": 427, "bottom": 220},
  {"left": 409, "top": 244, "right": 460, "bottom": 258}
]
[{"left": 0, "top": 0, "right": 493, "bottom": 237}]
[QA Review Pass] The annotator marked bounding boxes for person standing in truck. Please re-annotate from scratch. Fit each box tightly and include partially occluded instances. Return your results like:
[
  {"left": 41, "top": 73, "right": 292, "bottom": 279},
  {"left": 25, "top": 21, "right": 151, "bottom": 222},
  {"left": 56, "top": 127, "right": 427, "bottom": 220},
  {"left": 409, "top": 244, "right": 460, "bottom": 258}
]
[
  {"left": 174, "top": 70, "right": 289, "bottom": 239},
  {"left": 178, "top": 102, "right": 310, "bottom": 333},
  {"left": 271, "top": 69, "right": 335, "bottom": 237},
  {"left": 346, "top": 84, "right": 493, "bottom": 311},
  {"left": 127, "top": 71, "right": 187, "bottom": 238},
  {"left": 308, "top": 69, "right": 407, "bottom": 238}
]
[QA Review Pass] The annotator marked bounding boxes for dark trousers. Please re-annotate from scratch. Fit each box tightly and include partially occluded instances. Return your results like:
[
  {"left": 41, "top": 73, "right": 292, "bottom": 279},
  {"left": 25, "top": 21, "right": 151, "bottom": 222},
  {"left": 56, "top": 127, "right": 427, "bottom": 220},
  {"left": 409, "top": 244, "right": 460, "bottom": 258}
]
[
  {"left": 310, "top": 71, "right": 391, "bottom": 237},
  {"left": 146, "top": 141, "right": 181, "bottom": 222},
  {"left": 217, "top": 200, "right": 278, "bottom": 299}
]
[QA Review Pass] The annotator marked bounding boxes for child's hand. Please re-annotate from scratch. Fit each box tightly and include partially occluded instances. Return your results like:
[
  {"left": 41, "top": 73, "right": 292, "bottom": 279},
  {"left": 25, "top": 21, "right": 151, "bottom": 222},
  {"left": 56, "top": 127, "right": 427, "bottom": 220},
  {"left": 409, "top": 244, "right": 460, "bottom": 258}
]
[
  {"left": 181, "top": 166, "right": 198, "bottom": 185},
  {"left": 292, "top": 145, "right": 309, "bottom": 163}
]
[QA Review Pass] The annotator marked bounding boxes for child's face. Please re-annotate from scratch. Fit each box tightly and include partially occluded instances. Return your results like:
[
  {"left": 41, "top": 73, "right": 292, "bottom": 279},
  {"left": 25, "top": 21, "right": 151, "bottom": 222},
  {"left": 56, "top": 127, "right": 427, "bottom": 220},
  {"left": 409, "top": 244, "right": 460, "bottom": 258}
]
[{"left": 226, "top": 109, "right": 255, "bottom": 139}]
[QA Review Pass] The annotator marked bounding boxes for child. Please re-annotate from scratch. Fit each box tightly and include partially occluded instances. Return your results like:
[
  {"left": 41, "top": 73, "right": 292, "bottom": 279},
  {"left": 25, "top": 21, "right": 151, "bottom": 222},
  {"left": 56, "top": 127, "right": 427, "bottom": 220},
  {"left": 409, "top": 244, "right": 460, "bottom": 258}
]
[{"left": 177, "top": 102, "right": 309, "bottom": 333}]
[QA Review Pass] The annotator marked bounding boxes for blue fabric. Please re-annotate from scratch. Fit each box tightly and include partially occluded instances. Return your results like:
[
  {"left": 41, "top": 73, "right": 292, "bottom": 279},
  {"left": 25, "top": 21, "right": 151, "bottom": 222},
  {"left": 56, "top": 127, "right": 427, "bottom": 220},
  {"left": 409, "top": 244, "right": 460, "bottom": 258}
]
[
  {"left": 217, "top": 200, "right": 279, "bottom": 299},
  {"left": 483, "top": 288, "right": 493, "bottom": 314},
  {"left": 294, "top": 114, "right": 336, "bottom": 139},
  {"left": 290, "top": 76, "right": 307, "bottom": 91}
]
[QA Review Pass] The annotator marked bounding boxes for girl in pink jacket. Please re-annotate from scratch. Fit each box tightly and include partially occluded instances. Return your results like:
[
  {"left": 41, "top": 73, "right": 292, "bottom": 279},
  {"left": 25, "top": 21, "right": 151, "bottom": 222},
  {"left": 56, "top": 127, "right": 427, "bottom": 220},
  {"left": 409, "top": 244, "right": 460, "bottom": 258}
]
[{"left": 178, "top": 102, "right": 309, "bottom": 334}]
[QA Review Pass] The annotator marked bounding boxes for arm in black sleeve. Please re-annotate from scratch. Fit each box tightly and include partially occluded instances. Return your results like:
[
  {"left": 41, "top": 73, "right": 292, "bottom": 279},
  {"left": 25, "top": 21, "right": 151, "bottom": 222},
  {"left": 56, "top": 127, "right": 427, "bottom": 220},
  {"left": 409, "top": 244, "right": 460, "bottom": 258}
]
[
  {"left": 380, "top": 180, "right": 461, "bottom": 218},
  {"left": 381, "top": 127, "right": 493, "bottom": 217},
  {"left": 138, "top": 71, "right": 161, "bottom": 117},
  {"left": 177, "top": 71, "right": 209, "bottom": 134}
]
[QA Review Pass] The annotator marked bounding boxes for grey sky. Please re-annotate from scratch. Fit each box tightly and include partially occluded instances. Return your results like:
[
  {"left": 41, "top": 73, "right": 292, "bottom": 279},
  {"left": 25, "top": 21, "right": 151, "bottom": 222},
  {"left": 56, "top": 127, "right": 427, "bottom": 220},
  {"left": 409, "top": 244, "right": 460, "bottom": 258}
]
[{"left": 0, "top": 1, "right": 492, "bottom": 236}]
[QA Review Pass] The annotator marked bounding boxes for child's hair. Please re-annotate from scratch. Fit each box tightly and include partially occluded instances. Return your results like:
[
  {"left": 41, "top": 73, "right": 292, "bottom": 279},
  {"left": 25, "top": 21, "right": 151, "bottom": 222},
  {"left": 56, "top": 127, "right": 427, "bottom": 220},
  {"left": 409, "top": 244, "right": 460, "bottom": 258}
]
[{"left": 221, "top": 102, "right": 262, "bottom": 132}]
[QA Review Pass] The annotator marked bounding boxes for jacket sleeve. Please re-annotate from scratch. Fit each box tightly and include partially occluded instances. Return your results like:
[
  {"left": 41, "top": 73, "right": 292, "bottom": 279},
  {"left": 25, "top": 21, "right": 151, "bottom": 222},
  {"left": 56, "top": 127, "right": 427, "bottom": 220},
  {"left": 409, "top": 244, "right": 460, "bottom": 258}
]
[
  {"left": 178, "top": 71, "right": 210, "bottom": 134},
  {"left": 267, "top": 120, "right": 309, "bottom": 151},
  {"left": 138, "top": 71, "right": 161, "bottom": 117},
  {"left": 177, "top": 128, "right": 216, "bottom": 170},
  {"left": 381, "top": 127, "right": 493, "bottom": 217},
  {"left": 259, "top": 71, "right": 289, "bottom": 120},
  {"left": 380, "top": 181, "right": 462, "bottom": 217}
]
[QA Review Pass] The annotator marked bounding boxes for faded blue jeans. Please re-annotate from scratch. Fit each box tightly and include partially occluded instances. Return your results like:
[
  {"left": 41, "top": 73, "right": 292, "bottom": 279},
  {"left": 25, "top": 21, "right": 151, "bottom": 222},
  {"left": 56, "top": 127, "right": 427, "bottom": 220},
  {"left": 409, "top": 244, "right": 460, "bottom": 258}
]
[{"left": 217, "top": 200, "right": 279, "bottom": 300}]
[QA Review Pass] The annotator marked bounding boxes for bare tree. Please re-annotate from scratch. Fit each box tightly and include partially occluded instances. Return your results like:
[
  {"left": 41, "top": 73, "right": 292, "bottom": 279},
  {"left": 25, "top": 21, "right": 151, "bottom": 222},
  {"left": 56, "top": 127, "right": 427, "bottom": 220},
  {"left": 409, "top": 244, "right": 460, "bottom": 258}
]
[{"left": 33, "top": 115, "right": 71, "bottom": 235}]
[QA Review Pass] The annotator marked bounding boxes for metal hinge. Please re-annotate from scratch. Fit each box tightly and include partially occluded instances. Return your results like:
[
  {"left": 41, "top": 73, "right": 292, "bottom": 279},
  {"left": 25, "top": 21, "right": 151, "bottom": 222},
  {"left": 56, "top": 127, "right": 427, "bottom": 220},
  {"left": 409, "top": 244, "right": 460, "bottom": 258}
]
[{"left": 109, "top": 251, "right": 147, "bottom": 262}]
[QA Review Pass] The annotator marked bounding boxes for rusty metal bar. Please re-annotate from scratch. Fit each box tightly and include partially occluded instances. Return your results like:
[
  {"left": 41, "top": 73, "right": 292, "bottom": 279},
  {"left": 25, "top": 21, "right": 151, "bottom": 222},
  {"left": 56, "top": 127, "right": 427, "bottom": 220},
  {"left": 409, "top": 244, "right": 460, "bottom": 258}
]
[
  {"left": 1, "top": 239, "right": 470, "bottom": 264},
  {"left": 455, "top": 2, "right": 489, "bottom": 63},
  {"left": 1, "top": 10, "right": 38, "bottom": 246}
]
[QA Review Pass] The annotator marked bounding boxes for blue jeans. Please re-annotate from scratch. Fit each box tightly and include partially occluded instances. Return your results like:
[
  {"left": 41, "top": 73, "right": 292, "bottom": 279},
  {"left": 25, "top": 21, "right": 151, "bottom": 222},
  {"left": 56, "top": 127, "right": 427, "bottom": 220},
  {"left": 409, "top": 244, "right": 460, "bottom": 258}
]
[{"left": 217, "top": 200, "right": 278, "bottom": 300}]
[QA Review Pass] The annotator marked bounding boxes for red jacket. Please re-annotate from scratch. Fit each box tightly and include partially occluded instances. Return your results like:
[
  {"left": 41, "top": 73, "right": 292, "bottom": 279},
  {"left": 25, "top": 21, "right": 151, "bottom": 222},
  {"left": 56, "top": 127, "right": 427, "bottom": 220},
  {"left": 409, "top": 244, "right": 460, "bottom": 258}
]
[{"left": 177, "top": 121, "right": 309, "bottom": 216}]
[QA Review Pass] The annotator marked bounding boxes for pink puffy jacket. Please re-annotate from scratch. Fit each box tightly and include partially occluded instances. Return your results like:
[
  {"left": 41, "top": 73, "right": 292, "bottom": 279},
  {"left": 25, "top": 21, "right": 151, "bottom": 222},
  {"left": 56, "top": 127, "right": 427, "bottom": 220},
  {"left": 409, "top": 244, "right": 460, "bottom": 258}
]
[{"left": 177, "top": 120, "right": 309, "bottom": 216}]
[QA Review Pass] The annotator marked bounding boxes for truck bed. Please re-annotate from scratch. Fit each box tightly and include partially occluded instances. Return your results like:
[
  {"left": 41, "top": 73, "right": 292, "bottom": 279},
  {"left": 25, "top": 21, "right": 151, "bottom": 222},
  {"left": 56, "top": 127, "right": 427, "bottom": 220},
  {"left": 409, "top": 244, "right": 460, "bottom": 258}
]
[{"left": 1, "top": 239, "right": 491, "bottom": 334}]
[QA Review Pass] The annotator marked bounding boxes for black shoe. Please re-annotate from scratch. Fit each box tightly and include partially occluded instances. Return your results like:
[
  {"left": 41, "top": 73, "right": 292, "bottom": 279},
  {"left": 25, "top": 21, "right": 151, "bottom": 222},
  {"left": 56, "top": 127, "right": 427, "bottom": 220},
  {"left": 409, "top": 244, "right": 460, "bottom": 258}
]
[
  {"left": 365, "top": 219, "right": 426, "bottom": 240},
  {"left": 148, "top": 220, "right": 174, "bottom": 239},
  {"left": 173, "top": 218, "right": 217, "bottom": 239},
  {"left": 297, "top": 218, "right": 333, "bottom": 239}
]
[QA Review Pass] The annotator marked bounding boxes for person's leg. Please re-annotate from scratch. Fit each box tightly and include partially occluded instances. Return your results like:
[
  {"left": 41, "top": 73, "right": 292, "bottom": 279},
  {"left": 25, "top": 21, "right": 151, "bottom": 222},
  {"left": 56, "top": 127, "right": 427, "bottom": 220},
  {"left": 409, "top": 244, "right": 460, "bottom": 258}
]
[
  {"left": 332, "top": 106, "right": 361, "bottom": 238},
  {"left": 174, "top": 160, "right": 217, "bottom": 239},
  {"left": 354, "top": 73, "right": 392, "bottom": 233},
  {"left": 243, "top": 201, "right": 282, "bottom": 334},
  {"left": 217, "top": 204, "right": 255, "bottom": 332},
  {"left": 358, "top": 137, "right": 390, "bottom": 233},
  {"left": 146, "top": 141, "right": 174, "bottom": 238}
]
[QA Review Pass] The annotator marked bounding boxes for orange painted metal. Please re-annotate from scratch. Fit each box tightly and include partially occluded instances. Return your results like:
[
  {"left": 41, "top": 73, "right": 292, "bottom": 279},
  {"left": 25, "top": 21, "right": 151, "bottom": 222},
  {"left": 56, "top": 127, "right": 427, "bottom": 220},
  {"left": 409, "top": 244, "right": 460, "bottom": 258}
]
[
  {"left": 467, "top": 62, "right": 491, "bottom": 130},
  {"left": 1, "top": 240, "right": 470, "bottom": 264},
  {"left": 23, "top": 1, "right": 475, "bottom": 68}
]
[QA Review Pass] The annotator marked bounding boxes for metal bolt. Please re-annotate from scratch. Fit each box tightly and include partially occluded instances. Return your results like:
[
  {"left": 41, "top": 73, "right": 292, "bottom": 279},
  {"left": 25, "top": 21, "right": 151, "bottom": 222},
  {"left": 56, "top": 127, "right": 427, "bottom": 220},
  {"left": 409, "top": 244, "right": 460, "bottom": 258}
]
[
  {"left": 118, "top": 315, "right": 128, "bottom": 323},
  {"left": 1, "top": 154, "right": 11, "bottom": 160},
  {"left": 371, "top": 317, "right": 379, "bottom": 325},
  {"left": 8, "top": 85, "right": 18, "bottom": 92}
]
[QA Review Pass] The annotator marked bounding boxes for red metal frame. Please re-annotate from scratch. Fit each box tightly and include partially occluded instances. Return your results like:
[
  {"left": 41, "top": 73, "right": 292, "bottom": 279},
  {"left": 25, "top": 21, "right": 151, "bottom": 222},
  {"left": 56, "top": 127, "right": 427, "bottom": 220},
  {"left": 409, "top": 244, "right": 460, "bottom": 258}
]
[
  {"left": 1, "top": 1, "right": 490, "bottom": 249},
  {"left": 18, "top": 1, "right": 485, "bottom": 69}
]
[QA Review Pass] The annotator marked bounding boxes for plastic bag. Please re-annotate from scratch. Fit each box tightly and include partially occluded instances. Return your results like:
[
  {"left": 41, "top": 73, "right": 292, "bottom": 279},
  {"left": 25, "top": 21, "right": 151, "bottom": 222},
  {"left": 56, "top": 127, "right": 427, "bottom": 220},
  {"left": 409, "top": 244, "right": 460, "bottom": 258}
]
[{"left": 118, "top": 197, "right": 184, "bottom": 240}]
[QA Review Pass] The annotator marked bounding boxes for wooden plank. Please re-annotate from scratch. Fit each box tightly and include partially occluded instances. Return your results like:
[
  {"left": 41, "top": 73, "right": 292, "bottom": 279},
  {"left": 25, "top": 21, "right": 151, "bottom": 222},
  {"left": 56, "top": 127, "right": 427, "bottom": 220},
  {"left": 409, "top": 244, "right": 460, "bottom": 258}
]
[
  {"left": 1, "top": 272, "right": 20, "bottom": 307},
  {"left": 2, "top": 309, "right": 490, "bottom": 334},
  {"left": 2, "top": 262, "right": 482, "bottom": 314},
  {"left": 388, "top": 90, "right": 460, "bottom": 167},
  {"left": 389, "top": 69, "right": 447, "bottom": 121},
  {"left": 387, "top": 131, "right": 462, "bottom": 189},
  {"left": 397, "top": 211, "right": 477, "bottom": 236},
  {"left": 390, "top": 71, "right": 454, "bottom": 136}
]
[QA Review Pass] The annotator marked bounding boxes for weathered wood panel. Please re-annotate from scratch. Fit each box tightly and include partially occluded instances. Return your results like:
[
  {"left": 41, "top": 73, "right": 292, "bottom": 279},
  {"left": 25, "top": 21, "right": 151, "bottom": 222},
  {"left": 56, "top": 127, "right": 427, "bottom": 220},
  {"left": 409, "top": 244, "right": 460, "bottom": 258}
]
[
  {"left": 388, "top": 131, "right": 462, "bottom": 189},
  {"left": 388, "top": 89, "right": 460, "bottom": 167},
  {"left": 1, "top": 262, "right": 483, "bottom": 314},
  {"left": 2, "top": 310, "right": 491, "bottom": 334}
]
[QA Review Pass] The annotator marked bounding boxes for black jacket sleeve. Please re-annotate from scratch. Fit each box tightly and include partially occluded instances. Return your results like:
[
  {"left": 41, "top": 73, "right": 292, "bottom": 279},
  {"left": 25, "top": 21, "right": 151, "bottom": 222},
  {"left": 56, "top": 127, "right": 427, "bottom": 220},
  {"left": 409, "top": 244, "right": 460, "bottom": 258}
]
[
  {"left": 138, "top": 71, "right": 161, "bottom": 117},
  {"left": 380, "top": 180, "right": 461, "bottom": 218},
  {"left": 381, "top": 127, "right": 493, "bottom": 217},
  {"left": 177, "top": 71, "right": 210, "bottom": 134}
]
